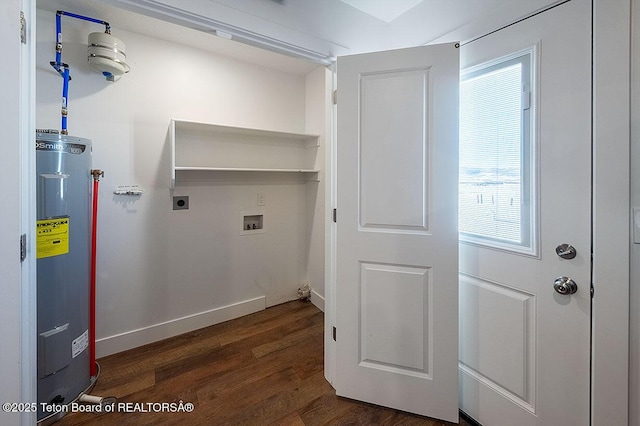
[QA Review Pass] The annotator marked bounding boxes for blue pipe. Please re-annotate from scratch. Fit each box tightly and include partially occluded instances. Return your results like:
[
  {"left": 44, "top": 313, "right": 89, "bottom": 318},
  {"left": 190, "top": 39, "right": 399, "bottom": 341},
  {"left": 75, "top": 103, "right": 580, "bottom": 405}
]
[
  {"left": 51, "top": 10, "right": 112, "bottom": 133},
  {"left": 57, "top": 10, "right": 111, "bottom": 33},
  {"left": 55, "top": 12, "right": 61, "bottom": 66},
  {"left": 61, "top": 66, "right": 70, "bottom": 134}
]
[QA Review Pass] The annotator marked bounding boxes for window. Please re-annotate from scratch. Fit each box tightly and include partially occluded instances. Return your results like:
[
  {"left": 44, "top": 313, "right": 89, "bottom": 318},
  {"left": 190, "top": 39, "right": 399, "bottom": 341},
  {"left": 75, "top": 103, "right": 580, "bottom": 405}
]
[{"left": 459, "top": 50, "right": 536, "bottom": 254}]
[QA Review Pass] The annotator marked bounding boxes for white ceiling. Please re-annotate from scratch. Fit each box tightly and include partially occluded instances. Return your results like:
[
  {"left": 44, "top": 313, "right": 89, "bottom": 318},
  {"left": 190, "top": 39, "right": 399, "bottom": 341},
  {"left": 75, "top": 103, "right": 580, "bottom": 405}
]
[{"left": 339, "top": 0, "right": 425, "bottom": 23}]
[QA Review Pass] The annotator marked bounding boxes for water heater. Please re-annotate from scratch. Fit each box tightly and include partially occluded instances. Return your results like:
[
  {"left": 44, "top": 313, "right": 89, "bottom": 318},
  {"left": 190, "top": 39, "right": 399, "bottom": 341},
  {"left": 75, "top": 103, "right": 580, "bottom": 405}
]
[{"left": 36, "top": 132, "right": 93, "bottom": 422}]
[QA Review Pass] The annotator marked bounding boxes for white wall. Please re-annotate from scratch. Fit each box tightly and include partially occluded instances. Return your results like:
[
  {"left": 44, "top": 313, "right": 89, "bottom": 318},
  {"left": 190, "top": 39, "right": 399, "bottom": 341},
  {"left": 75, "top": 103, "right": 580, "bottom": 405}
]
[
  {"left": 630, "top": 1, "right": 640, "bottom": 423},
  {"left": 36, "top": 9, "right": 325, "bottom": 357}
]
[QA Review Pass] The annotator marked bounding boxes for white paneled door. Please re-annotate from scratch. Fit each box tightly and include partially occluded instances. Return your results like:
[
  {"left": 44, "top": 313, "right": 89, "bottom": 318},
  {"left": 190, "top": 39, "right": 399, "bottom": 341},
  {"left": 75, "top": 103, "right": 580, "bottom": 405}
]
[
  {"left": 458, "top": 1, "right": 591, "bottom": 425},
  {"left": 335, "top": 43, "right": 460, "bottom": 423}
]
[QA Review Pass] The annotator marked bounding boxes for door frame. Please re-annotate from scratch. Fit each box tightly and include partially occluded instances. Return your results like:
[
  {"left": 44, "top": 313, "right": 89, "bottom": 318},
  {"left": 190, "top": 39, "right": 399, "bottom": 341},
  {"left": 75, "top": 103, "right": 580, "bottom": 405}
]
[
  {"left": 21, "top": 1, "right": 37, "bottom": 423},
  {"left": 590, "top": 1, "right": 630, "bottom": 424},
  {"left": 12, "top": 1, "right": 37, "bottom": 426},
  {"left": 324, "top": 1, "right": 630, "bottom": 424}
]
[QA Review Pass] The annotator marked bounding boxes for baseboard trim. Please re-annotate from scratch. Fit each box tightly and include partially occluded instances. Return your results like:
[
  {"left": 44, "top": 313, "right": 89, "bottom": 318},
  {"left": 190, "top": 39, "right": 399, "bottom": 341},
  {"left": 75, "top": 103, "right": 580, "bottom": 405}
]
[
  {"left": 95, "top": 296, "right": 266, "bottom": 358},
  {"left": 310, "top": 289, "right": 325, "bottom": 312}
]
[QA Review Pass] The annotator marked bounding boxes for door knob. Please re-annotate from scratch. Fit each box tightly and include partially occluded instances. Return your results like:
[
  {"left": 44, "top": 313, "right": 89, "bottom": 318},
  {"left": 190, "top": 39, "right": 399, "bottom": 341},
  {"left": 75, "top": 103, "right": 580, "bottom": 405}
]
[{"left": 553, "top": 276, "right": 578, "bottom": 295}]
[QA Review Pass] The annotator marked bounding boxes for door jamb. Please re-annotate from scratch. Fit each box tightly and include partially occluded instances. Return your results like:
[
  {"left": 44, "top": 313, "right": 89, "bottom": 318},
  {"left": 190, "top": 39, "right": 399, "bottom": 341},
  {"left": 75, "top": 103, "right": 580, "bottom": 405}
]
[
  {"left": 19, "top": 0, "right": 37, "bottom": 425},
  {"left": 591, "top": 1, "right": 630, "bottom": 424}
]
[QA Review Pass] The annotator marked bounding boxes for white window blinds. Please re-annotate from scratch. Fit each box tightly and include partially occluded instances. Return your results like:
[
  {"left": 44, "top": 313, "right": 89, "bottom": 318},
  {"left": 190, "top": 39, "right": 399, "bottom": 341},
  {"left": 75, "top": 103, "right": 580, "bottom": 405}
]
[{"left": 459, "top": 52, "right": 534, "bottom": 252}]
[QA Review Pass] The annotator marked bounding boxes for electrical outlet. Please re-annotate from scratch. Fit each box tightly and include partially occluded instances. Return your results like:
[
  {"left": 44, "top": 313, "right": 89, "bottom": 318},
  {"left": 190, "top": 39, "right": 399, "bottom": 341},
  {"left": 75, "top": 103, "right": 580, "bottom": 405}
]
[
  {"left": 257, "top": 192, "right": 266, "bottom": 206},
  {"left": 173, "top": 196, "right": 189, "bottom": 210}
]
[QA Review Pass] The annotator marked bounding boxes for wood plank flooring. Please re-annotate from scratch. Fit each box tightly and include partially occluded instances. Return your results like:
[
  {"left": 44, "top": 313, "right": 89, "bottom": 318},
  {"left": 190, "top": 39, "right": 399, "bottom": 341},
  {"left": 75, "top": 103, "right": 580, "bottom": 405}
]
[{"left": 57, "top": 301, "right": 473, "bottom": 426}]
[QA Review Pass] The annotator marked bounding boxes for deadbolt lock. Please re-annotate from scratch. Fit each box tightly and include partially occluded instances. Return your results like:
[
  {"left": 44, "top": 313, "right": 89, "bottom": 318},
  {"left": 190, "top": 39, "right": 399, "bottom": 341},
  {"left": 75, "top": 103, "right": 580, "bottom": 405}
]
[{"left": 555, "top": 244, "right": 577, "bottom": 260}]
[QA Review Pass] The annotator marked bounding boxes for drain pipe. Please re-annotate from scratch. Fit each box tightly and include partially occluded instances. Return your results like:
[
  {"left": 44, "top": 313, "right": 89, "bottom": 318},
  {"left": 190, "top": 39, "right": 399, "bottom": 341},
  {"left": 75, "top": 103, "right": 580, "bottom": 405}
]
[
  {"left": 90, "top": 169, "right": 104, "bottom": 378},
  {"left": 78, "top": 393, "right": 117, "bottom": 408},
  {"left": 78, "top": 362, "right": 117, "bottom": 410}
]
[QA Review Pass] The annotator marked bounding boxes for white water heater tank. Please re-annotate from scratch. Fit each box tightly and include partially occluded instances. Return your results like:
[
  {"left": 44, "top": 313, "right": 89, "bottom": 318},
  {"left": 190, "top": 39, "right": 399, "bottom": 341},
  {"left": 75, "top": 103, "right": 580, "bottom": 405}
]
[{"left": 87, "top": 32, "right": 130, "bottom": 78}]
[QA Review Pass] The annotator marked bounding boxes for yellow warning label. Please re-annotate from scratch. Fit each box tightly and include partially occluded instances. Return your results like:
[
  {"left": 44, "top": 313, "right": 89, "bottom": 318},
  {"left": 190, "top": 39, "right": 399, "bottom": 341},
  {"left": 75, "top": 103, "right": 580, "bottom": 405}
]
[{"left": 36, "top": 218, "right": 69, "bottom": 259}]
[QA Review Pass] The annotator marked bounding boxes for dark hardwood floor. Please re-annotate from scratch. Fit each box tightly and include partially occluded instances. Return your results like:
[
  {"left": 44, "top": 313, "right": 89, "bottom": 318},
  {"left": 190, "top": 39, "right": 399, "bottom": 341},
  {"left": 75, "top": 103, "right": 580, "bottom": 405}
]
[{"left": 57, "top": 301, "right": 473, "bottom": 425}]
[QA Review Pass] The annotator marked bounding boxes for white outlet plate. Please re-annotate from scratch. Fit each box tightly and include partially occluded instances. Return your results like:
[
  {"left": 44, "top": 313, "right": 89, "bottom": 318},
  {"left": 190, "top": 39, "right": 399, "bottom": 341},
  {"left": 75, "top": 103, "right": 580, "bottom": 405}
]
[{"left": 257, "top": 192, "right": 266, "bottom": 206}]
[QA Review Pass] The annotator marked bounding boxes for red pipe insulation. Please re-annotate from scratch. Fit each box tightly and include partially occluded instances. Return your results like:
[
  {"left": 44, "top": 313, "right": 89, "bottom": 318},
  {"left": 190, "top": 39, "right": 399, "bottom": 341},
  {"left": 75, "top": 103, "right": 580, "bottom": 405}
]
[{"left": 90, "top": 171, "right": 102, "bottom": 377}]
